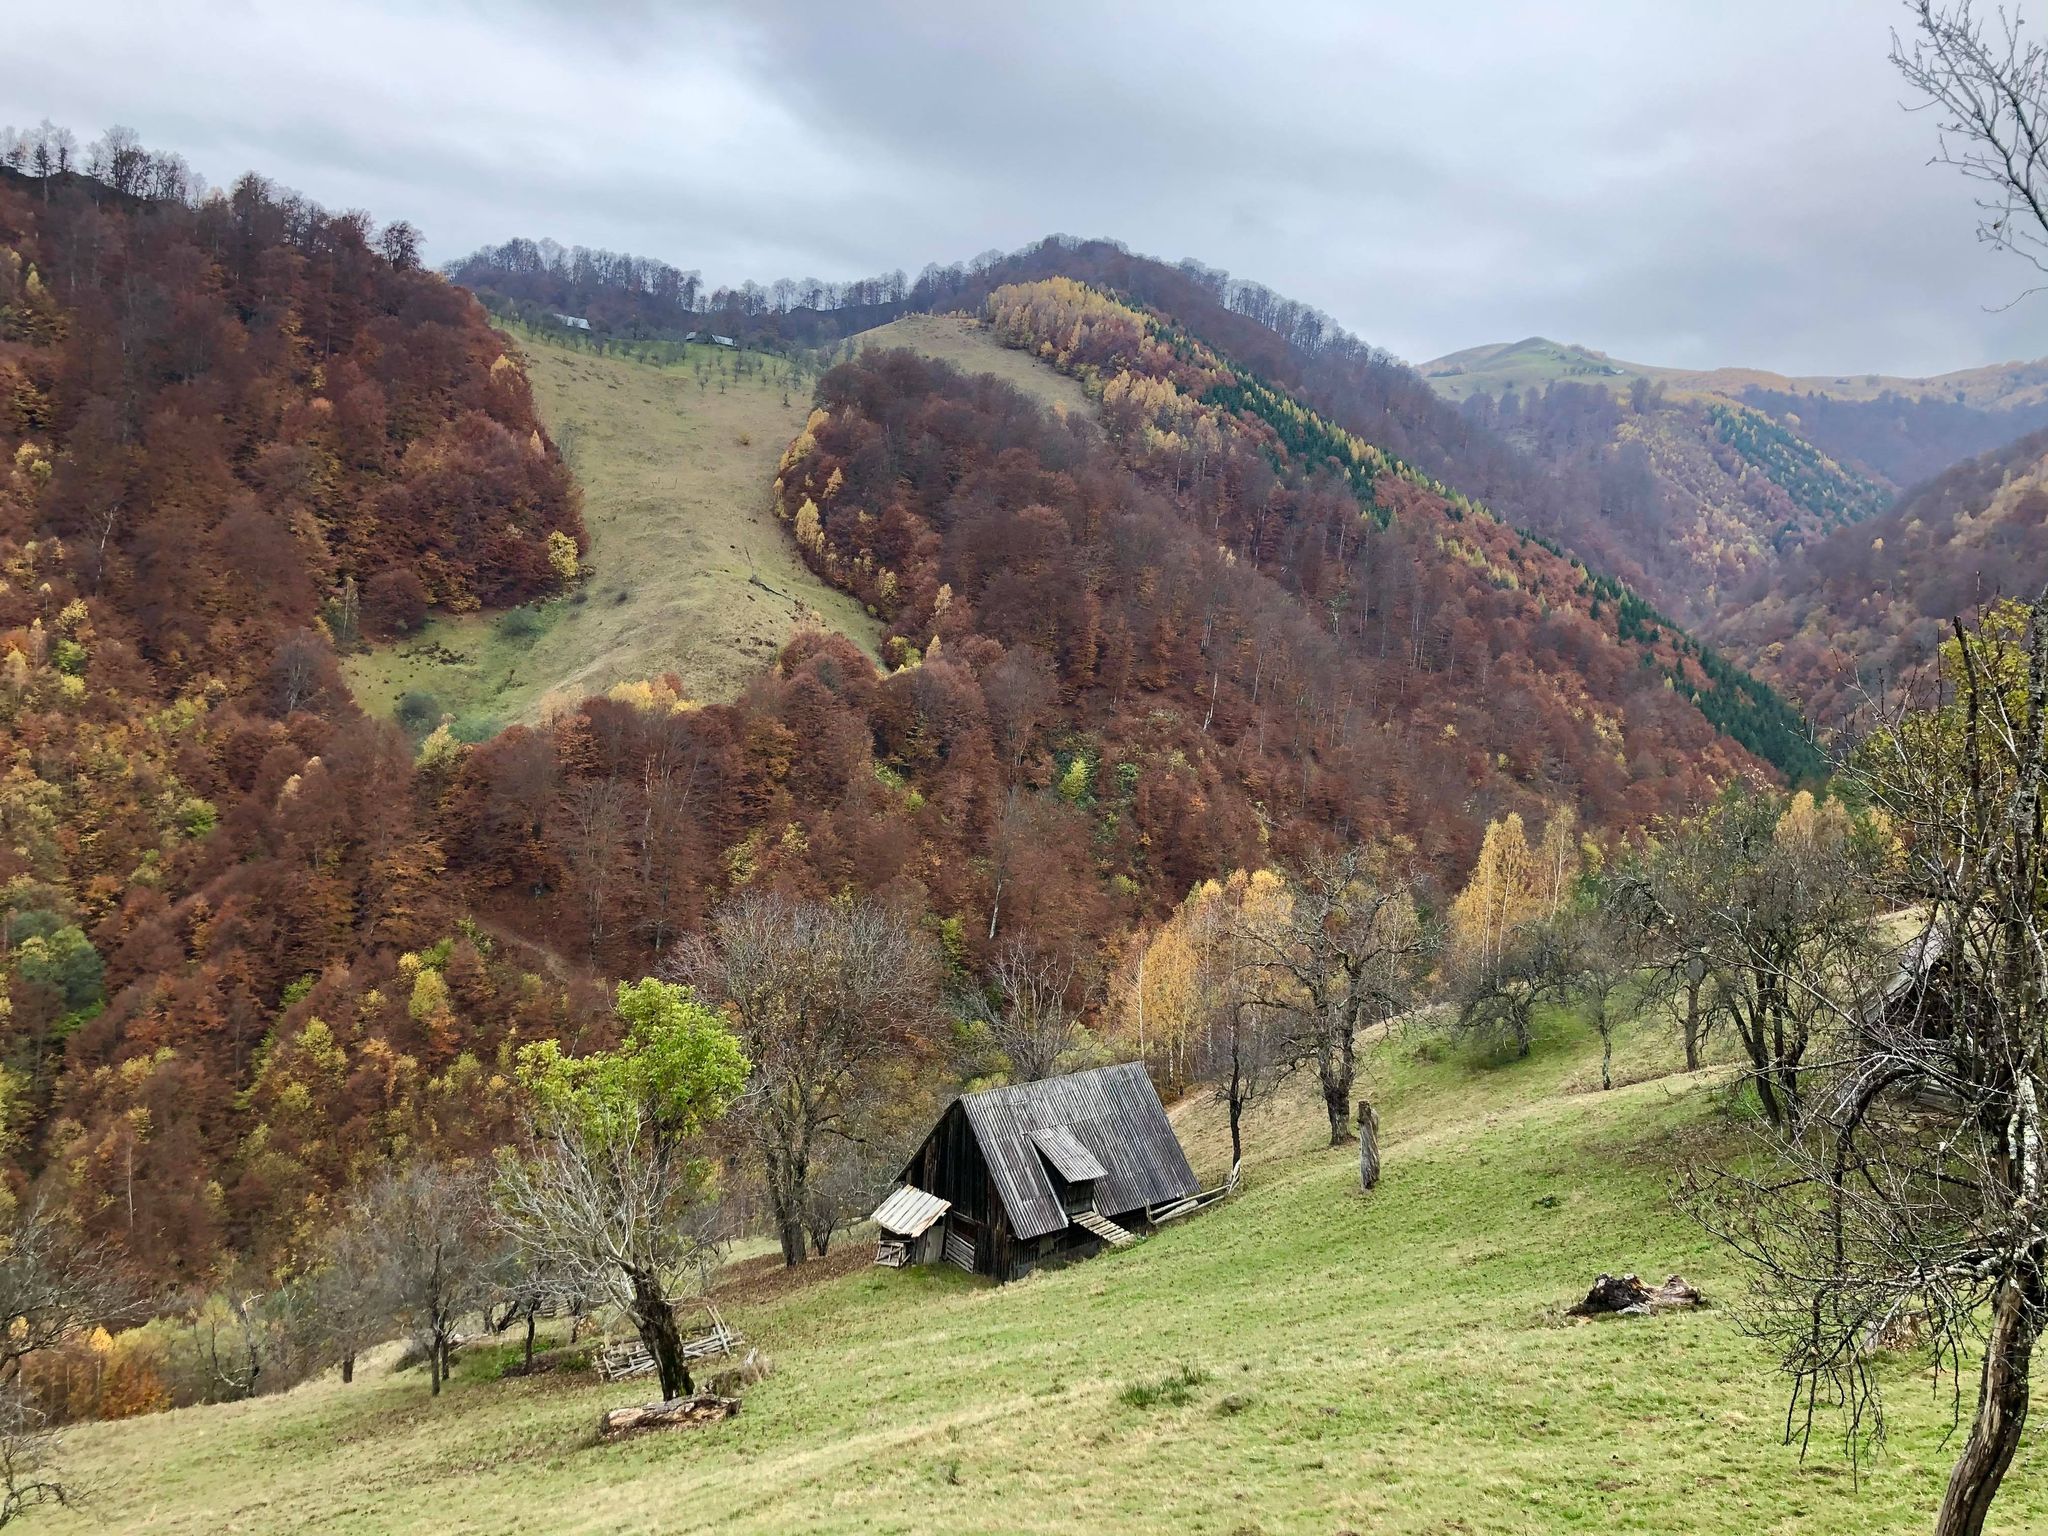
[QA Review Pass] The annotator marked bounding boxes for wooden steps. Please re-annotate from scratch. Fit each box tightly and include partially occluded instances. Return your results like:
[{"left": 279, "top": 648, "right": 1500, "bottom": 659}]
[{"left": 1071, "top": 1210, "right": 1137, "bottom": 1249}]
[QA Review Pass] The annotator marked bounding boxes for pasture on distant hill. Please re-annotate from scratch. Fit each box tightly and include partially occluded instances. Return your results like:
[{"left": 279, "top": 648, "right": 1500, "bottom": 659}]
[{"left": 343, "top": 329, "right": 879, "bottom": 738}]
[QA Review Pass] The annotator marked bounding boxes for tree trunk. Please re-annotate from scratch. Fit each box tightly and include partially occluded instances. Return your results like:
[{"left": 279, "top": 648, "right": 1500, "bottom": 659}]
[
  {"left": 627, "top": 1266, "right": 693, "bottom": 1403},
  {"left": 1682, "top": 978, "right": 1703, "bottom": 1073},
  {"left": 1228, "top": 1093, "right": 1245, "bottom": 1169},
  {"left": 1599, "top": 1025, "right": 1614, "bottom": 1092},
  {"left": 775, "top": 1209, "right": 806, "bottom": 1267},
  {"left": 1320, "top": 1030, "right": 1356, "bottom": 1146},
  {"left": 341, "top": 1352, "right": 354, "bottom": 1385},
  {"left": 523, "top": 1310, "right": 536, "bottom": 1373},
  {"left": 1935, "top": 1263, "right": 2043, "bottom": 1536},
  {"left": 1356, "top": 1100, "right": 1380, "bottom": 1191},
  {"left": 428, "top": 1341, "right": 441, "bottom": 1397}
]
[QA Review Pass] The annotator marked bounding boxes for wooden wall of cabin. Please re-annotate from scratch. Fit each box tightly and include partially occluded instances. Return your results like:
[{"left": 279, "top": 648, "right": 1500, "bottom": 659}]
[{"left": 902, "top": 1103, "right": 996, "bottom": 1226}]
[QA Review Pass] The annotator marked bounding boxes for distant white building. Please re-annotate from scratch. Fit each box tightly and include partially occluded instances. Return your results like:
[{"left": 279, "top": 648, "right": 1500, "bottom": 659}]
[
  {"left": 711, "top": 334, "right": 738, "bottom": 349},
  {"left": 552, "top": 313, "right": 591, "bottom": 331}
]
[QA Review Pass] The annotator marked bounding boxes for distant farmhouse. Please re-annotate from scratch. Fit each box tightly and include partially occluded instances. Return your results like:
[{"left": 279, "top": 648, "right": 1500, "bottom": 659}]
[
  {"left": 551, "top": 313, "right": 591, "bottom": 330},
  {"left": 680, "top": 331, "right": 739, "bottom": 348},
  {"left": 872, "top": 1063, "right": 1202, "bottom": 1281}
]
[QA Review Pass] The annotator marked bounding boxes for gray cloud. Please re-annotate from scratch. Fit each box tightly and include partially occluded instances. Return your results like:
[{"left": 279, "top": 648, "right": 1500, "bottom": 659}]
[{"left": 4, "top": 0, "right": 2043, "bottom": 375}]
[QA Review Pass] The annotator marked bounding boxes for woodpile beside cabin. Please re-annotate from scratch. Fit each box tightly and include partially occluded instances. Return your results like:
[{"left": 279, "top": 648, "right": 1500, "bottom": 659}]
[{"left": 872, "top": 1062, "right": 1201, "bottom": 1282}]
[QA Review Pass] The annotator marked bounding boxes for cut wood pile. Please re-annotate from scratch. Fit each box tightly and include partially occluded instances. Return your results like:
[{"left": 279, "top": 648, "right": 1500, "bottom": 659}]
[
  {"left": 598, "top": 1394, "right": 741, "bottom": 1439},
  {"left": 1567, "top": 1272, "right": 1705, "bottom": 1318}
]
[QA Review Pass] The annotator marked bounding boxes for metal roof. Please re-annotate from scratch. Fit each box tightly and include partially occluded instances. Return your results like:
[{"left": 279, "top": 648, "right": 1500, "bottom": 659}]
[
  {"left": 1031, "top": 1124, "right": 1107, "bottom": 1182},
  {"left": 872, "top": 1184, "right": 951, "bottom": 1238},
  {"left": 955, "top": 1063, "right": 1198, "bottom": 1241}
]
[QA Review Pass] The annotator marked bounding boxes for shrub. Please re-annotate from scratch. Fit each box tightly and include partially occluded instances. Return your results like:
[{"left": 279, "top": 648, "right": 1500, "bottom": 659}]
[
  {"left": 496, "top": 604, "right": 546, "bottom": 643},
  {"left": 395, "top": 691, "right": 441, "bottom": 734}
]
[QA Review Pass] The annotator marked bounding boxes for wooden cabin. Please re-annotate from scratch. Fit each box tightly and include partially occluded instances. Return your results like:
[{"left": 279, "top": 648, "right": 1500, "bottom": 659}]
[{"left": 872, "top": 1062, "right": 1200, "bottom": 1282}]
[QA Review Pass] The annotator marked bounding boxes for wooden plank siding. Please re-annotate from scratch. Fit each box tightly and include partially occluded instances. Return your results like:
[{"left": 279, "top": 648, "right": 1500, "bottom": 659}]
[{"left": 891, "top": 1063, "right": 1199, "bottom": 1282}]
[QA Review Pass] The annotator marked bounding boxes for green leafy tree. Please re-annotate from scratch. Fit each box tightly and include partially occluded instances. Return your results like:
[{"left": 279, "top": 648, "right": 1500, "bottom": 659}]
[{"left": 497, "top": 980, "right": 746, "bottom": 1400}]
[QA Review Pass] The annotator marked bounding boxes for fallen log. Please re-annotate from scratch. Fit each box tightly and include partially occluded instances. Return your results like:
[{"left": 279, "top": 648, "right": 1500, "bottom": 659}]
[
  {"left": 1567, "top": 1272, "right": 1705, "bottom": 1318},
  {"left": 598, "top": 1394, "right": 741, "bottom": 1439}
]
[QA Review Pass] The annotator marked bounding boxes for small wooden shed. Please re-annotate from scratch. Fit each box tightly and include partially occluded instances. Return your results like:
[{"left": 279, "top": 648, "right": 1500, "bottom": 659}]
[{"left": 873, "top": 1062, "right": 1199, "bottom": 1282}]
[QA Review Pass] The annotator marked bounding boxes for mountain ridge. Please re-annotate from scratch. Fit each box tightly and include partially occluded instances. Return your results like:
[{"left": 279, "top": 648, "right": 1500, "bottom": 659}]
[{"left": 1422, "top": 333, "right": 2048, "bottom": 411}]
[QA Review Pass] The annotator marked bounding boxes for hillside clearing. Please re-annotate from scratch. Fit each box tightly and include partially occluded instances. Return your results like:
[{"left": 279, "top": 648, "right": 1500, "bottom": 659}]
[
  {"left": 853, "top": 313, "right": 1095, "bottom": 419},
  {"left": 342, "top": 330, "right": 879, "bottom": 737},
  {"left": 46, "top": 1014, "right": 2043, "bottom": 1535}
]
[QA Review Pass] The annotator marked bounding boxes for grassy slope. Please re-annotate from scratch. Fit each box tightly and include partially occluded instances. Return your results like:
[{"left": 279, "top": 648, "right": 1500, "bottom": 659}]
[
  {"left": 853, "top": 314, "right": 1095, "bottom": 418},
  {"left": 343, "top": 330, "right": 879, "bottom": 736},
  {"left": 49, "top": 1016, "right": 2044, "bottom": 1535}
]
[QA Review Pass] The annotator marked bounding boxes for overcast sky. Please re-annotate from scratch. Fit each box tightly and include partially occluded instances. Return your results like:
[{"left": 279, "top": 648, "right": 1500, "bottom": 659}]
[{"left": 6, "top": 0, "right": 2043, "bottom": 375}]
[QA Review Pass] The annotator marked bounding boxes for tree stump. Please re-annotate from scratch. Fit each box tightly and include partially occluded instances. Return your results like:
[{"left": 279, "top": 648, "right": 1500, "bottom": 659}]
[
  {"left": 1356, "top": 1100, "right": 1381, "bottom": 1192},
  {"left": 1568, "top": 1272, "right": 1705, "bottom": 1318},
  {"left": 597, "top": 1394, "right": 741, "bottom": 1439}
]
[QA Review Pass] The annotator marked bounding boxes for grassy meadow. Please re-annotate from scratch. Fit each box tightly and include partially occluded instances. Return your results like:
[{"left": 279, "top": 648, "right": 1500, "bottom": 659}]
[
  {"left": 47, "top": 1010, "right": 2042, "bottom": 1535},
  {"left": 342, "top": 329, "right": 879, "bottom": 737},
  {"left": 853, "top": 313, "right": 1095, "bottom": 418}
]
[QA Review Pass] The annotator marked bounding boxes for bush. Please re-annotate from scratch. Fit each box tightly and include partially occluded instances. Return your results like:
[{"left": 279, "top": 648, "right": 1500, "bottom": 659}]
[
  {"left": 395, "top": 691, "right": 441, "bottom": 734},
  {"left": 495, "top": 604, "right": 546, "bottom": 643}
]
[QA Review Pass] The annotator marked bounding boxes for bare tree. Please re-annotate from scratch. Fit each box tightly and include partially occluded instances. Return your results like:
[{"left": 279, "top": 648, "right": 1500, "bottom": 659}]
[
  {"left": 0, "top": 1391, "right": 70, "bottom": 1528},
  {"left": 353, "top": 1164, "right": 494, "bottom": 1398},
  {"left": 1239, "top": 850, "right": 1430, "bottom": 1146},
  {"left": 1449, "top": 912, "right": 1577, "bottom": 1062},
  {"left": 0, "top": 1197, "right": 131, "bottom": 1387},
  {"left": 964, "top": 935, "right": 1091, "bottom": 1083},
  {"left": 1893, "top": 1, "right": 2048, "bottom": 302},
  {"left": 0, "top": 1197, "right": 130, "bottom": 1517},
  {"left": 304, "top": 1214, "right": 388, "bottom": 1385},
  {"left": 1608, "top": 825, "right": 1723, "bottom": 1072},
  {"left": 672, "top": 893, "right": 940, "bottom": 1266},
  {"left": 1688, "top": 596, "right": 2048, "bottom": 1536}
]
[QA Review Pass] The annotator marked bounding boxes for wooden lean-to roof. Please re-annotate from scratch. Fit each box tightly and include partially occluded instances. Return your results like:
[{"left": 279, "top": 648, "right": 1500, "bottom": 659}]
[
  {"left": 871, "top": 1184, "right": 951, "bottom": 1238},
  {"left": 953, "top": 1063, "right": 1198, "bottom": 1241}
]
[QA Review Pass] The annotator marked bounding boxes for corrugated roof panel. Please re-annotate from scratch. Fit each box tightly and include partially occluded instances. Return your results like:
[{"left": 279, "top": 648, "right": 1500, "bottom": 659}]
[
  {"left": 956, "top": 1063, "right": 1199, "bottom": 1241},
  {"left": 871, "top": 1184, "right": 951, "bottom": 1237},
  {"left": 1031, "top": 1124, "right": 1108, "bottom": 1181}
]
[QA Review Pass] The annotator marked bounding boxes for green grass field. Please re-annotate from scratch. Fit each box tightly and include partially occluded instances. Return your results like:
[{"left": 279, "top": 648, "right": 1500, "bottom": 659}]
[
  {"left": 342, "top": 330, "right": 879, "bottom": 737},
  {"left": 48, "top": 1011, "right": 2042, "bottom": 1535}
]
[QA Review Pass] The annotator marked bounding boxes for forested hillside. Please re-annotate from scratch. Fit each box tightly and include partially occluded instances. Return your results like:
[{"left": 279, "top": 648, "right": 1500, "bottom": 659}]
[
  {"left": 1422, "top": 339, "right": 2048, "bottom": 629},
  {"left": 0, "top": 158, "right": 600, "bottom": 1280},
  {"left": 1714, "top": 426, "right": 2048, "bottom": 724}
]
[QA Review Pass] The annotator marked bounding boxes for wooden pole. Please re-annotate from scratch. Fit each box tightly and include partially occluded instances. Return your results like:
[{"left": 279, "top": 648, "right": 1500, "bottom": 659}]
[{"left": 1356, "top": 1099, "right": 1381, "bottom": 1192}]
